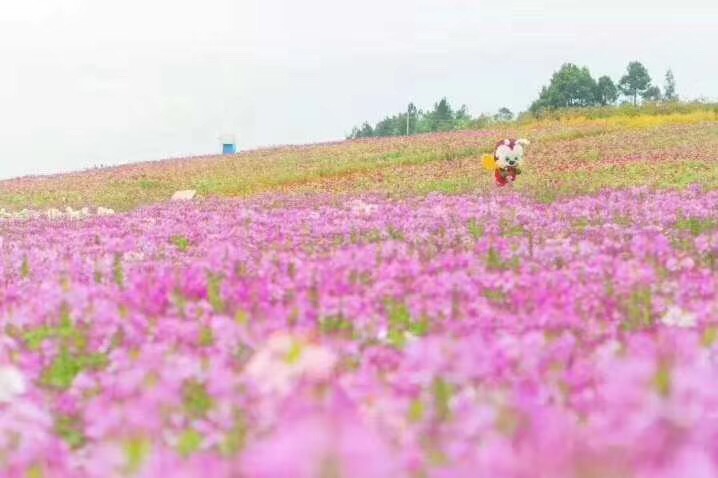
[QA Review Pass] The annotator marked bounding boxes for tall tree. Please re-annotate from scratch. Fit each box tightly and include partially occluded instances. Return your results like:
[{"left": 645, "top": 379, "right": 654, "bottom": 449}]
[
  {"left": 428, "top": 98, "right": 455, "bottom": 132},
  {"left": 362, "top": 122, "right": 374, "bottom": 137},
  {"left": 529, "top": 63, "right": 599, "bottom": 113},
  {"left": 663, "top": 69, "right": 678, "bottom": 102},
  {"left": 374, "top": 113, "right": 406, "bottom": 137},
  {"left": 618, "top": 61, "right": 652, "bottom": 106},
  {"left": 495, "top": 107, "right": 514, "bottom": 122},
  {"left": 455, "top": 104, "right": 469, "bottom": 121},
  {"left": 642, "top": 86, "right": 662, "bottom": 102},
  {"left": 596, "top": 76, "right": 618, "bottom": 106},
  {"left": 406, "top": 103, "right": 418, "bottom": 135},
  {"left": 349, "top": 98, "right": 477, "bottom": 139},
  {"left": 454, "top": 104, "right": 473, "bottom": 129},
  {"left": 529, "top": 86, "right": 551, "bottom": 115},
  {"left": 349, "top": 122, "right": 374, "bottom": 139}
]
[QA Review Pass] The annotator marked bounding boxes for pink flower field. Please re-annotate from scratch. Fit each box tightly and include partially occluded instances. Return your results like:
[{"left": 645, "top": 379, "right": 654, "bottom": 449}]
[{"left": 2, "top": 184, "right": 718, "bottom": 477}]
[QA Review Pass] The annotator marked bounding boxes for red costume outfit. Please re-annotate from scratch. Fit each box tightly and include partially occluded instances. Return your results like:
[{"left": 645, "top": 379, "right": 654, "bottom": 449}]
[{"left": 494, "top": 166, "right": 521, "bottom": 187}]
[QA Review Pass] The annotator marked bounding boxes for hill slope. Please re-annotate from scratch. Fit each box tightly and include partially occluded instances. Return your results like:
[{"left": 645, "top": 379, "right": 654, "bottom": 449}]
[{"left": 1, "top": 110, "right": 717, "bottom": 211}]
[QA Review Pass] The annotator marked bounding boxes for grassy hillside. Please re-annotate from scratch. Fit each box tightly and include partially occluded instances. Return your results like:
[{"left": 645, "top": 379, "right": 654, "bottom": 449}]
[{"left": 1, "top": 110, "right": 717, "bottom": 211}]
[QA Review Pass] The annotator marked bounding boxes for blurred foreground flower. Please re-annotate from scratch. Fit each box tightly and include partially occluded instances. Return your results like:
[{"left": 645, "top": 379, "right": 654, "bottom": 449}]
[
  {"left": 242, "top": 387, "right": 399, "bottom": 478},
  {"left": 245, "top": 334, "right": 337, "bottom": 395},
  {"left": 660, "top": 306, "right": 697, "bottom": 328},
  {"left": 0, "top": 365, "right": 26, "bottom": 403}
]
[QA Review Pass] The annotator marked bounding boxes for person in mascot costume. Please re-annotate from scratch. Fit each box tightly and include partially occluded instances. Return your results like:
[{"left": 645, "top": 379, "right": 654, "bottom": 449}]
[{"left": 482, "top": 138, "right": 530, "bottom": 187}]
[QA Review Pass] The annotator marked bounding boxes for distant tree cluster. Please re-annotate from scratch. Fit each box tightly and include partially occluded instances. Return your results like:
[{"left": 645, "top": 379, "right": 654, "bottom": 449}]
[
  {"left": 348, "top": 98, "right": 510, "bottom": 140},
  {"left": 349, "top": 63, "right": 684, "bottom": 138},
  {"left": 530, "top": 62, "right": 678, "bottom": 115}
]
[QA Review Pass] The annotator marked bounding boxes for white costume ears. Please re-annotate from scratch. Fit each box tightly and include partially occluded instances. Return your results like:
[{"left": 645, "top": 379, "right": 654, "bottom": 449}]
[{"left": 516, "top": 138, "right": 530, "bottom": 146}]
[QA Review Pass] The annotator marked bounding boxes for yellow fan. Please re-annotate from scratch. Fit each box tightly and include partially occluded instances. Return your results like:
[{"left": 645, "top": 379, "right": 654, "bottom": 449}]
[{"left": 481, "top": 154, "right": 497, "bottom": 172}]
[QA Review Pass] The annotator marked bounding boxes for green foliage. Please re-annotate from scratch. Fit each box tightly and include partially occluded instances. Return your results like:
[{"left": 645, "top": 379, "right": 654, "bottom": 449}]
[
  {"left": 385, "top": 300, "right": 430, "bottom": 348},
  {"left": 432, "top": 377, "right": 454, "bottom": 421},
  {"left": 408, "top": 399, "right": 425, "bottom": 423},
  {"left": 596, "top": 76, "right": 618, "bottom": 106},
  {"left": 664, "top": 69, "right": 678, "bottom": 102},
  {"left": 619, "top": 61, "right": 653, "bottom": 106},
  {"left": 702, "top": 326, "right": 718, "bottom": 348},
  {"left": 530, "top": 63, "right": 602, "bottom": 113},
  {"left": 113, "top": 253, "right": 125, "bottom": 288},
  {"left": 182, "top": 380, "right": 213, "bottom": 419},
  {"left": 27, "top": 305, "right": 108, "bottom": 391},
  {"left": 42, "top": 347, "right": 108, "bottom": 390},
  {"left": 622, "top": 287, "right": 654, "bottom": 331},
  {"left": 21, "top": 255, "right": 31, "bottom": 278},
  {"left": 176, "top": 429, "right": 203, "bottom": 458},
  {"left": 653, "top": 362, "right": 672, "bottom": 398},
  {"left": 198, "top": 326, "right": 215, "bottom": 347},
  {"left": 138, "top": 179, "right": 162, "bottom": 190},
  {"left": 171, "top": 235, "right": 191, "bottom": 252},
  {"left": 416, "top": 178, "right": 476, "bottom": 196},
  {"left": 207, "top": 274, "right": 226, "bottom": 313},
  {"left": 24, "top": 324, "right": 70, "bottom": 351},
  {"left": 352, "top": 122, "right": 374, "bottom": 138},
  {"left": 387, "top": 303, "right": 409, "bottom": 328},
  {"left": 676, "top": 217, "right": 717, "bottom": 236},
  {"left": 320, "top": 314, "right": 355, "bottom": 337},
  {"left": 348, "top": 98, "right": 488, "bottom": 139},
  {"left": 285, "top": 341, "right": 303, "bottom": 364},
  {"left": 235, "top": 309, "right": 250, "bottom": 326},
  {"left": 55, "top": 414, "right": 87, "bottom": 449},
  {"left": 484, "top": 289, "right": 508, "bottom": 305},
  {"left": 495, "top": 107, "right": 514, "bottom": 122},
  {"left": 642, "top": 86, "right": 662, "bottom": 102},
  {"left": 486, "top": 247, "right": 520, "bottom": 271},
  {"left": 125, "top": 438, "right": 152, "bottom": 474},
  {"left": 425, "top": 98, "right": 457, "bottom": 132},
  {"left": 219, "top": 412, "right": 248, "bottom": 456},
  {"left": 467, "top": 219, "right": 485, "bottom": 240},
  {"left": 26, "top": 465, "right": 45, "bottom": 478},
  {"left": 500, "top": 219, "right": 527, "bottom": 238}
]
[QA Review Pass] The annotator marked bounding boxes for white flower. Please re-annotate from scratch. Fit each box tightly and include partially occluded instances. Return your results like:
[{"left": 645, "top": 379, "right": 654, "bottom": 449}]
[
  {"left": 348, "top": 200, "right": 379, "bottom": 216},
  {"left": 298, "top": 345, "right": 336, "bottom": 379},
  {"left": 377, "top": 327, "right": 388, "bottom": 341},
  {"left": 46, "top": 208, "right": 64, "bottom": 220},
  {"left": 0, "top": 365, "right": 27, "bottom": 403},
  {"left": 65, "top": 207, "right": 84, "bottom": 220},
  {"left": 124, "top": 251, "right": 145, "bottom": 263},
  {"left": 661, "top": 306, "right": 697, "bottom": 328},
  {"left": 245, "top": 334, "right": 336, "bottom": 395},
  {"left": 97, "top": 207, "right": 115, "bottom": 216}
]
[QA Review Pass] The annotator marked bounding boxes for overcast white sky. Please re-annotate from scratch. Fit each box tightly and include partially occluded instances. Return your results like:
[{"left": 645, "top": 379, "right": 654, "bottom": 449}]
[{"left": 0, "top": 0, "right": 716, "bottom": 180}]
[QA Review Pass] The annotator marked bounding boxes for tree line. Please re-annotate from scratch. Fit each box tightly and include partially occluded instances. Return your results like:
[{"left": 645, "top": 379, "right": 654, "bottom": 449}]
[
  {"left": 348, "top": 61, "right": 679, "bottom": 139},
  {"left": 529, "top": 61, "right": 677, "bottom": 115},
  {"left": 347, "top": 99, "right": 514, "bottom": 140}
]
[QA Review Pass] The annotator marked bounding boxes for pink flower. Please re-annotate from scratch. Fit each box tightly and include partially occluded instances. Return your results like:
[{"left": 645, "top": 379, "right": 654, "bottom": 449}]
[{"left": 242, "top": 388, "right": 399, "bottom": 478}]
